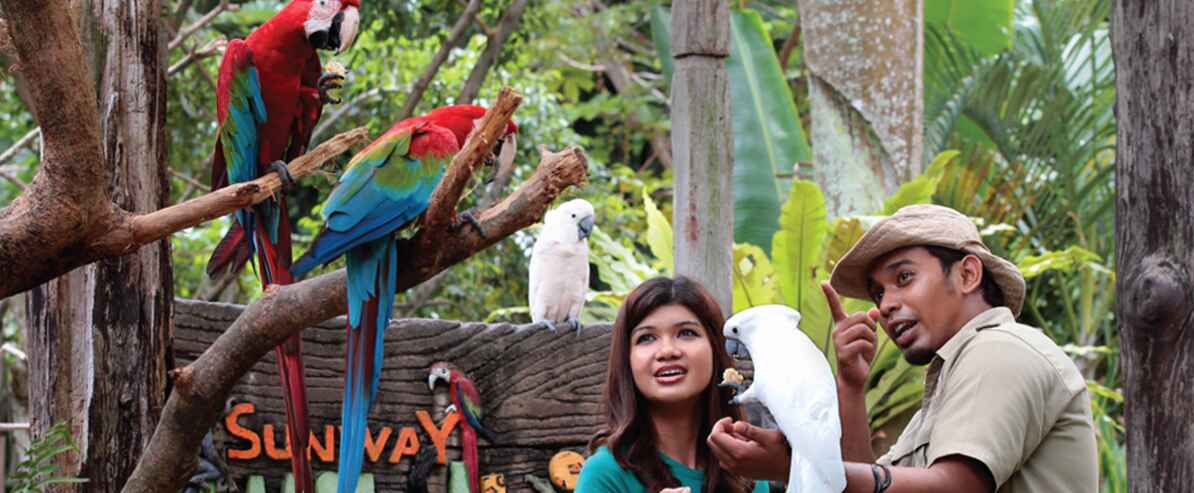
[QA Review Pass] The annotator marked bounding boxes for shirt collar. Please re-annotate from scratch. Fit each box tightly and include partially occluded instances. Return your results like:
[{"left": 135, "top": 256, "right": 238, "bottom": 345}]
[{"left": 934, "top": 306, "right": 1015, "bottom": 362}]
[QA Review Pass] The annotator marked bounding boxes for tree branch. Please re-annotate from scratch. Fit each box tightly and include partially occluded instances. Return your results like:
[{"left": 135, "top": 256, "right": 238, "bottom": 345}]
[
  {"left": 0, "top": 0, "right": 106, "bottom": 203},
  {"left": 0, "top": 128, "right": 40, "bottom": 168},
  {"left": 167, "top": 38, "right": 226, "bottom": 77},
  {"left": 397, "top": 0, "right": 484, "bottom": 121},
  {"left": 122, "top": 143, "right": 588, "bottom": 493},
  {"left": 420, "top": 87, "right": 522, "bottom": 246},
  {"left": 778, "top": 24, "right": 801, "bottom": 72},
  {"left": 168, "top": 0, "right": 234, "bottom": 51},
  {"left": 92, "top": 127, "right": 369, "bottom": 258},
  {"left": 0, "top": 127, "right": 368, "bottom": 299},
  {"left": 457, "top": 0, "right": 530, "bottom": 104}
]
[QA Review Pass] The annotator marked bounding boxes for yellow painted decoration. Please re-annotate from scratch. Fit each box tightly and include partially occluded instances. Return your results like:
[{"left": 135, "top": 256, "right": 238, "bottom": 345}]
[
  {"left": 549, "top": 450, "right": 586, "bottom": 491},
  {"left": 481, "top": 472, "right": 506, "bottom": 493}
]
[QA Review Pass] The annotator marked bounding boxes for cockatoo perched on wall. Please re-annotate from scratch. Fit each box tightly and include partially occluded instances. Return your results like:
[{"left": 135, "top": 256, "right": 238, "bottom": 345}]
[
  {"left": 722, "top": 305, "right": 846, "bottom": 493},
  {"left": 528, "top": 199, "right": 595, "bottom": 335}
]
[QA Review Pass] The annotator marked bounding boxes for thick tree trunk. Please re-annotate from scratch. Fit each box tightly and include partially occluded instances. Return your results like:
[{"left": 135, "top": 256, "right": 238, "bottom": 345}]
[
  {"left": 1113, "top": 0, "right": 1194, "bottom": 489},
  {"left": 799, "top": 0, "right": 923, "bottom": 217},
  {"left": 670, "top": 0, "right": 733, "bottom": 314},
  {"left": 25, "top": 1, "right": 171, "bottom": 491}
]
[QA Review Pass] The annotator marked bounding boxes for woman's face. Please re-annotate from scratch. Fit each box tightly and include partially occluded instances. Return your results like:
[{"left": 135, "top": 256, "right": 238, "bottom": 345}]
[{"left": 628, "top": 303, "right": 715, "bottom": 408}]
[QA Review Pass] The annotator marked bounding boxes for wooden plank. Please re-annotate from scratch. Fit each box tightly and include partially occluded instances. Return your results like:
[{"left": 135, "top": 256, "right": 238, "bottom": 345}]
[{"left": 175, "top": 299, "right": 758, "bottom": 492}]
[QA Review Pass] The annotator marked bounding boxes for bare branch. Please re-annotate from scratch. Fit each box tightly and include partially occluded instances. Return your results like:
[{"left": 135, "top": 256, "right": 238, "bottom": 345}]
[
  {"left": 123, "top": 143, "right": 588, "bottom": 493},
  {"left": 310, "top": 87, "right": 393, "bottom": 144},
  {"left": 0, "top": 128, "right": 40, "bottom": 168},
  {"left": 91, "top": 127, "right": 370, "bottom": 258},
  {"left": 167, "top": 168, "right": 208, "bottom": 193},
  {"left": 168, "top": 0, "right": 235, "bottom": 51},
  {"left": 397, "top": 0, "right": 484, "bottom": 121},
  {"left": 167, "top": 38, "right": 227, "bottom": 76},
  {"left": 557, "top": 53, "right": 605, "bottom": 72},
  {"left": 778, "top": 24, "right": 801, "bottom": 72},
  {"left": 457, "top": 0, "right": 530, "bottom": 104}
]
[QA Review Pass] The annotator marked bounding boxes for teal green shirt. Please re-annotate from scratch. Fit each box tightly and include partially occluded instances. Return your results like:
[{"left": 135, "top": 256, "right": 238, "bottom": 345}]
[{"left": 576, "top": 446, "right": 769, "bottom": 493}]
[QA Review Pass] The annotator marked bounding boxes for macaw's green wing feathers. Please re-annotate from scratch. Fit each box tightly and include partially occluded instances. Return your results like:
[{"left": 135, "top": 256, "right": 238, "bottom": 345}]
[
  {"left": 214, "top": 39, "right": 267, "bottom": 191},
  {"left": 321, "top": 125, "right": 414, "bottom": 221},
  {"left": 456, "top": 377, "right": 498, "bottom": 444}
]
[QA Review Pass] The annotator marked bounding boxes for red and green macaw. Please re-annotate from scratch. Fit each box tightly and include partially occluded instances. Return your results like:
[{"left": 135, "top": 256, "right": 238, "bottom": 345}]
[
  {"left": 205, "top": 1, "right": 360, "bottom": 491},
  {"left": 289, "top": 105, "right": 516, "bottom": 493},
  {"left": 428, "top": 362, "right": 499, "bottom": 493}
]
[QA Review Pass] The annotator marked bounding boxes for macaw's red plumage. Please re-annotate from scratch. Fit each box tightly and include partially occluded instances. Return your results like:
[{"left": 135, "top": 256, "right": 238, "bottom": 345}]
[
  {"left": 205, "top": 2, "right": 360, "bottom": 492},
  {"left": 428, "top": 362, "right": 498, "bottom": 493}
]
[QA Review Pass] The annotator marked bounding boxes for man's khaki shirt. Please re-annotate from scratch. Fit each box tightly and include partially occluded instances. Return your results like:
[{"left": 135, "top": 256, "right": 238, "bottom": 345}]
[{"left": 876, "top": 307, "right": 1097, "bottom": 492}]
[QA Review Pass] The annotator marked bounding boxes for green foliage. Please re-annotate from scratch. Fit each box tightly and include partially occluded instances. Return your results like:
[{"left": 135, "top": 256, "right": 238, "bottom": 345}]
[
  {"left": 882, "top": 150, "right": 957, "bottom": 215},
  {"left": 770, "top": 180, "right": 830, "bottom": 351},
  {"left": 10, "top": 422, "right": 88, "bottom": 492},
  {"left": 924, "top": 0, "right": 1015, "bottom": 56},
  {"left": 727, "top": 9, "right": 813, "bottom": 254}
]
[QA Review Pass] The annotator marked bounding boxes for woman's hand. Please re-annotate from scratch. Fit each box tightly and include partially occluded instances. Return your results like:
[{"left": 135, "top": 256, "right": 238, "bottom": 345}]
[
  {"left": 706, "top": 417, "right": 791, "bottom": 482},
  {"left": 659, "top": 488, "right": 691, "bottom": 493}
]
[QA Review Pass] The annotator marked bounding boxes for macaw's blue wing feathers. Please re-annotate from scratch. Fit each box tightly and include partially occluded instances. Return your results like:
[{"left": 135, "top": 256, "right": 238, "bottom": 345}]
[
  {"left": 209, "top": 39, "right": 270, "bottom": 277},
  {"left": 290, "top": 125, "right": 451, "bottom": 280}
]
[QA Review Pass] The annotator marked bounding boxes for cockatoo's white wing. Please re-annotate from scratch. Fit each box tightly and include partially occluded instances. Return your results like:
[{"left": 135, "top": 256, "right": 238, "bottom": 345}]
[{"left": 725, "top": 305, "right": 846, "bottom": 493}]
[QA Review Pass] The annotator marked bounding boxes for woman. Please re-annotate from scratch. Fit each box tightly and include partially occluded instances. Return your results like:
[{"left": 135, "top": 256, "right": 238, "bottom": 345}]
[{"left": 576, "top": 276, "right": 768, "bottom": 493}]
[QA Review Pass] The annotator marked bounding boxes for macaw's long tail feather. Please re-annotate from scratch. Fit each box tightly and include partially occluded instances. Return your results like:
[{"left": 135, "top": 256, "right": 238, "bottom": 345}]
[
  {"left": 276, "top": 335, "right": 314, "bottom": 493},
  {"left": 251, "top": 202, "right": 310, "bottom": 492},
  {"left": 337, "top": 295, "right": 379, "bottom": 493},
  {"left": 338, "top": 237, "right": 397, "bottom": 493},
  {"left": 461, "top": 426, "right": 479, "bottom": 493},
  {"left": 207, "top": 221, "right": 253, "bottom": 278}
]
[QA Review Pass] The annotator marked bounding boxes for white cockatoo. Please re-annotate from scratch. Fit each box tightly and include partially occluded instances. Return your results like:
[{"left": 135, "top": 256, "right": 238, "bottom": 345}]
[
  {"left": 722, "top": 304, "right": 846, "bottom": 493},
  {"left": 529, "top": 198, "right": 595, "bottom": 334}
]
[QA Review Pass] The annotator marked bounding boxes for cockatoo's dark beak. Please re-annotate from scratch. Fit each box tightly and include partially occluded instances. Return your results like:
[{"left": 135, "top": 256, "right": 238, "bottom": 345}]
[
  {"left": 578, "top": 215, "right": 595, "bottom": 240},
  {"left": 725, "top": 339, "right": 748, "bottom": 358}
]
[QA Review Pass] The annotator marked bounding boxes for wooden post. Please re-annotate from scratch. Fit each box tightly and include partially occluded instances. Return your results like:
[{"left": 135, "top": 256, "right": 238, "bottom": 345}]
[
  {"left": 670, "top": 0, "right": 733, "bottom": 314},
  {"left": 1114, "top": 1, "right": 1194, "bottom": 490}
]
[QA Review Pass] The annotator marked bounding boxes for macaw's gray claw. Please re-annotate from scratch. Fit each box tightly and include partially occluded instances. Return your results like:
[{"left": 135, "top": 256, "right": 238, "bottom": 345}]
[
  {"left": 452, "top": 208, "right": 487, "bottom": 239},
  {"left": 269, "top": 160, "right": 294, "bottom": 191}
]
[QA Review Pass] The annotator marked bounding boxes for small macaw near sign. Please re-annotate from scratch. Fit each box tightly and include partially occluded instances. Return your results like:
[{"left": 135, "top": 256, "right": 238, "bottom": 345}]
[
  {"left": 290, "top": 105, "right": 517, "bottom": 493},
  {"left": 428, "top": 362, "right": 500, "bottom": 493},
  {"left": 205, "top": 1, "right": 361, "bottom": 491}
]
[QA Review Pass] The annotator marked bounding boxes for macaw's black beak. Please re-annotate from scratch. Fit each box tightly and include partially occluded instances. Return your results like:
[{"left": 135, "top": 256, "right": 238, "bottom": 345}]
[
  {"left": 308, "top": 12, "right": 345, "bottom": 50},
  {"left": 484, "top": 133, "right": 518, "bottom": 185},
  {"left": 308, "top": 30, "right": 328, "bottom": 49},
  {"left": 327, "top": 12, "right": 344, "bottom": 50},
  {"left": 725, "top": 339, "right": 748, "bottom": 358},
  {"left": 578, "top": 216, "right": 595, "bottom": 240}
]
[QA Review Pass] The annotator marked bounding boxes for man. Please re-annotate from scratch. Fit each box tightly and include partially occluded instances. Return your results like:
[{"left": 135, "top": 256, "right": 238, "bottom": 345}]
[{"left": 708, "top": 204, "right": 1097, "bottom": 492}]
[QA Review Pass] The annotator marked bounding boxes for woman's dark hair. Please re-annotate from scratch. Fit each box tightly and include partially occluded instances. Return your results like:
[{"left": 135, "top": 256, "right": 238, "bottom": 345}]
[
  {"left": 587, "top": 276, "right": 752, "bottom": 493},
  {"left": 923, "top": 245, "right": 1006, "bottom": 308}
]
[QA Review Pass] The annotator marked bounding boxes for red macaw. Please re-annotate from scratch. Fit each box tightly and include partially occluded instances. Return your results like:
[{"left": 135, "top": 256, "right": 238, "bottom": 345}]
[
  {"left": 289, "top": 104, "right": 516, "bottom": 493},
  {"left": 428, "top": 362, "right": 499, "bottom": 493},
  {"left": 205, "top": 1, "right": 360, "bottom": 491}
]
